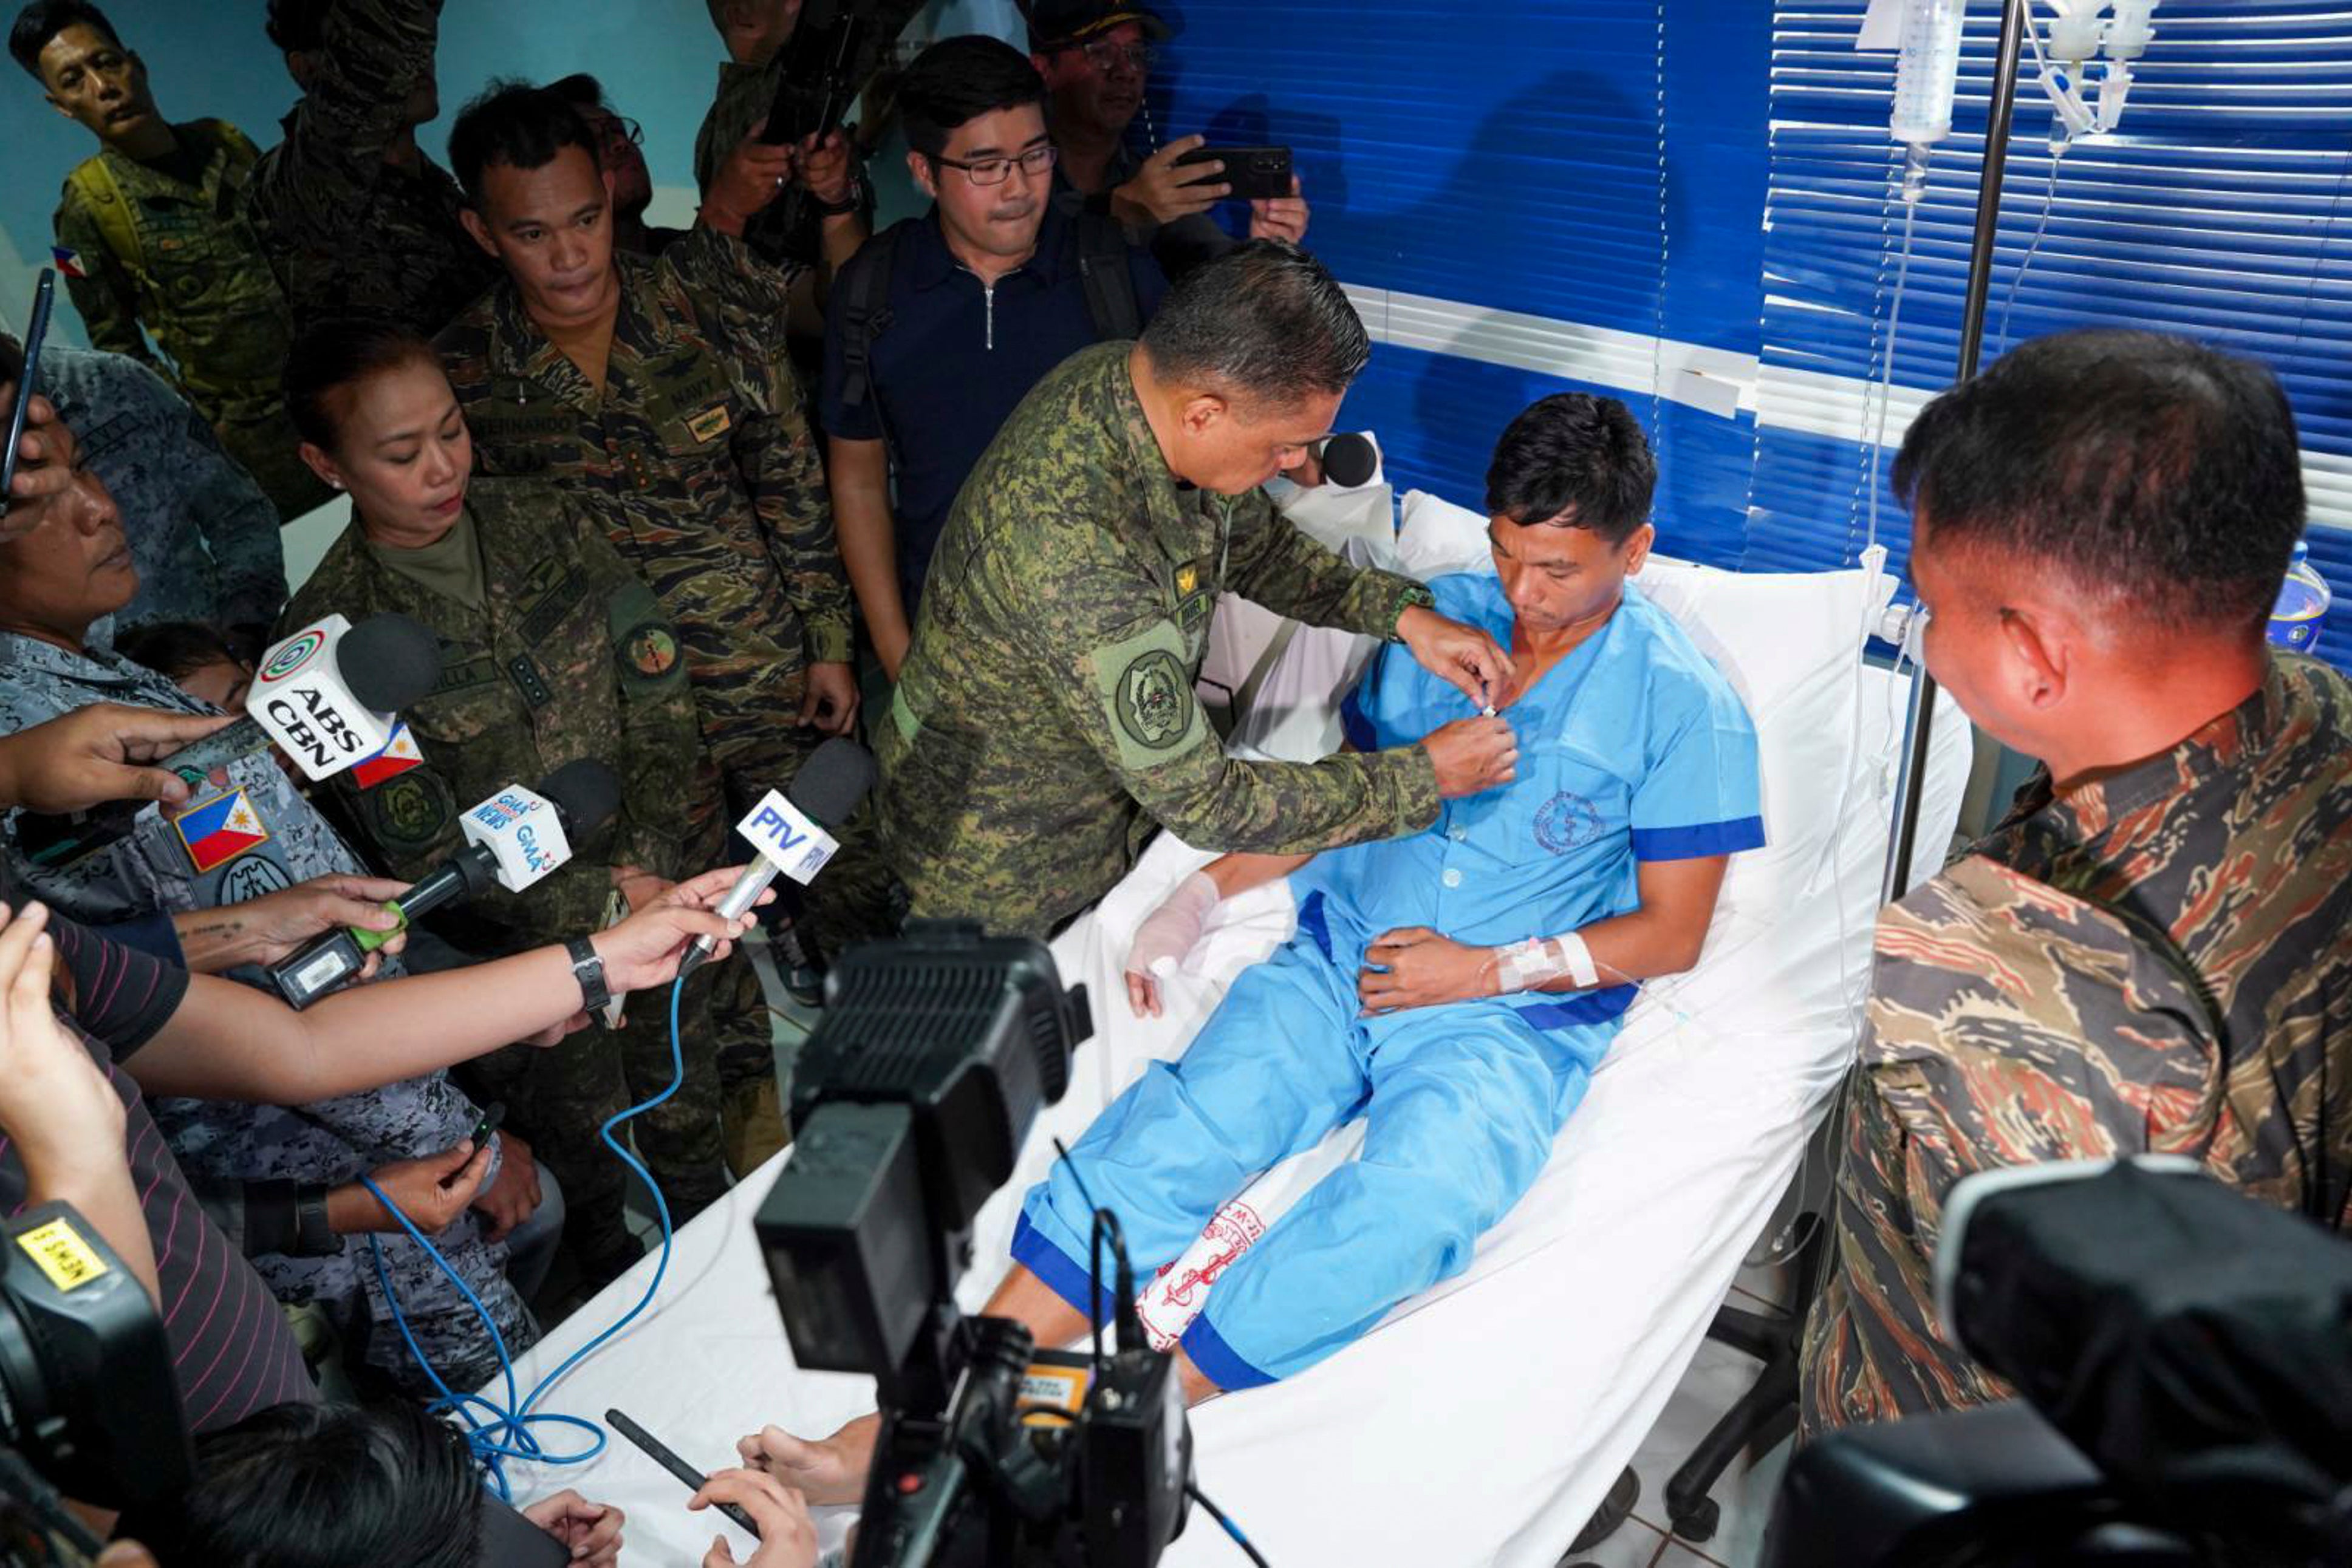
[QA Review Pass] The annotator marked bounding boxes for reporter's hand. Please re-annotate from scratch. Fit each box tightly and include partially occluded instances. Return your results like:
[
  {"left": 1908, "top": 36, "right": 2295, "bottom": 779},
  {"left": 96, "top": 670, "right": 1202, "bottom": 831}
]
[
  {"left": 1, "top": 387, "right": 74, "bottom": 540},
  {"left": 470, "top": 1130, "right": 539, "bottom": 1242},
  {"left": 1356, "top": 925, "right": 1497, "bottom": 1014},
  {"left": 791, "top": 129, "right": 855, "bottom": 206},
  {"left": 1110, "top": 135, "right": 1225, "bottom": 228},
  {"left": 519, "top": 1010, "right": 593, "bottom": 1049},
  {"left": 1246, "top": 174, "right": 1310, "bottom": 244},
  {"left": 0, "top": 704, "right": 234, "bottom": 813},
  {"left": 522, "top": 1490, "right": 626, "bottom": 1568},
  {"left": 703, "top": 125, "right": 795, "bottom": 234},
  {"left": 1396, "top": 604, "right": 1514, "bottom": 709},
  {"left": 589, "top": 865, "right": 768, "bottom": 992},
  {"left": 612, "top": 863, "right": 674, "bottom": 914},
  {"left": 1123, "top": 870, "right": 1219, "bottom": 1019},
  {"left": 1421, "top": 714, "right": 1518, "bottom": 799},
  {"left": 795, "top": 661, "right": 859, "bottom": 736},
  {"left": 0, "top": 901, "right": 127, "bottom": 1180},
  {"left": 692, "top": 1468, "right": 819, "bottom": 1567},
  {"left": 209, "top": 870, "right": 411, "bottom": 968},
  {"left": 738, "top": 1417, "right": 876, "bottom": 1508},
  {"left": 329, "top": 1140, "right": 492, "bottom": 1235}
]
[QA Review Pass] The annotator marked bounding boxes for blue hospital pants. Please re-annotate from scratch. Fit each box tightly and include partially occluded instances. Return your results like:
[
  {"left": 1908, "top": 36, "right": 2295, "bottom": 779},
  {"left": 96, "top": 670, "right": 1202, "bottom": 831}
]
[{"left": 1011, "top": 934, "right": 1607, "bottom": 1388}]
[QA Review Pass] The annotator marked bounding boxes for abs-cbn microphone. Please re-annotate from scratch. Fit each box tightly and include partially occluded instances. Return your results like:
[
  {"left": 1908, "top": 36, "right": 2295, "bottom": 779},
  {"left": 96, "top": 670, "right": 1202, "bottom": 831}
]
[
  {"left": 163, "top": 613, "right": 443, "bottom": 785},
  {"left": 267, "top": 759, "right": 623, "bottom": 1009},
  {"left": 679, "top": 738, "right": 875, "bottom": 980}
]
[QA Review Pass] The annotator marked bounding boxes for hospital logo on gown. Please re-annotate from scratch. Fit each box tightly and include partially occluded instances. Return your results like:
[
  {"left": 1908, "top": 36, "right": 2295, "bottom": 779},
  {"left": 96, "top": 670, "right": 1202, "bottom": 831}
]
[
  {"left": 174, "top": 787, "right": 271, "bottom": 873},
  {"left": 1534, "top": 790, "right": 1606, "bottom": 854}
]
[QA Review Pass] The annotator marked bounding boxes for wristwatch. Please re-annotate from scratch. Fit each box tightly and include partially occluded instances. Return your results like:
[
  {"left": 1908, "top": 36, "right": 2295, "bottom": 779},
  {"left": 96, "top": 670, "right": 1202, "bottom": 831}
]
[
  {"left": 812, "top": 171, "right": 867, "bottom": 217},
  {"left": 566, "top": 936, "right": 610, "bottom": 1014},
  {"left": 293, "top": 1184, "right": 335, "bottom": 1257}
]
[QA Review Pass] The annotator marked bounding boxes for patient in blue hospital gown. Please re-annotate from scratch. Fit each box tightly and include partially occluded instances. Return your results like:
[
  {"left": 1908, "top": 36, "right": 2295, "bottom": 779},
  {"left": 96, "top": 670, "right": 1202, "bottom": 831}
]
[
  {"left": 1011, "top": 395, "right": 1765, "bottom": 1396},
  {"left": 758, "top": 395, "right": 1766, "bottom": 1499}
]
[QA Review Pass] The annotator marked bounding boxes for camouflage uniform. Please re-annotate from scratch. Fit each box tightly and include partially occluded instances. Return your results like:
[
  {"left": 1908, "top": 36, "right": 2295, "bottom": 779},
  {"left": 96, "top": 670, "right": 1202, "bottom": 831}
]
[
  {"left": 51, "top": 119, "right": 330, "bottom": 518},
  {"left": 437, "top": 226, "right": 892, "bottom": 1130},
  {"left": 243, "top": 0, "right": 500, "bottom": 335},
  {"left": 284, "top": 480, "right": 733, "bottom": 1272},
  {"left": 0, "top": 633, "right": 530, "bottom": 1396},
  {"left": 39, "top": 345, "right": 287, "bottom": 644},
  {"left": 1800, "top": 652, "right": 2352, "bottom": 1438},
  {"left": 883, "top": 341, "right": 1441, "bottom": 939}
]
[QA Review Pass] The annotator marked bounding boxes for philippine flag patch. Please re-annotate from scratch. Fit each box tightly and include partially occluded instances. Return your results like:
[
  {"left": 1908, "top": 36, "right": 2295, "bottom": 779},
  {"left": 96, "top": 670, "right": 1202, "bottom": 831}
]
[
  {"left": 174, "top": 787, "right": 270, "bottom": 873},
  {"left": 49, "top": 246, "right": 87, "bottom": 280},
  {"left": 349, "top": 721, "right": 424, "bottom": 789}
]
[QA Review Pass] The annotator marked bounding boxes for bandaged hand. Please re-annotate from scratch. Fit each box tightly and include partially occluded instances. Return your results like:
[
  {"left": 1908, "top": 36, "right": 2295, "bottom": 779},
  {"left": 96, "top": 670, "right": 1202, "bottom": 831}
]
[
  {"left": 1357, "top": 926, "right": 1499, "bottom": 1015},
  {"left": 1124, "top": 870, "right": 1220, "bottom": 1019}
]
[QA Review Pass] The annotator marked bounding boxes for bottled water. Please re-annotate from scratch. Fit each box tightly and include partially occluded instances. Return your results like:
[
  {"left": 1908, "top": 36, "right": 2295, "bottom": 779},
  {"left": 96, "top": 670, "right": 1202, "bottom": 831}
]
[{"left": 2268, "top": 540, "right": 2332, "bottom": 652}]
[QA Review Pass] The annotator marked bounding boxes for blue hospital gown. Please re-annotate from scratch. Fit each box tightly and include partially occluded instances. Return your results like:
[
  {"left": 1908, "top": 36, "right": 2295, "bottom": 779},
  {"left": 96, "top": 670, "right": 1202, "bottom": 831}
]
[{"left": 1014, "top": 572, "right": 1764, "bottom": 1386}]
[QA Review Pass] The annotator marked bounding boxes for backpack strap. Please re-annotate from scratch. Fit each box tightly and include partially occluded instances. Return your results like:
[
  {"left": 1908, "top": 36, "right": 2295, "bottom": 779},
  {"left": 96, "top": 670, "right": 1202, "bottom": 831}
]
[
  {"left": 837, "top": 221, "right": 905, "bottom": 416},
  {"left": 64, "top": 156, "right": 142, "bottom": 281},
  {"left": 1072, "top": 211, "right": 1143, "bottom": 342}
]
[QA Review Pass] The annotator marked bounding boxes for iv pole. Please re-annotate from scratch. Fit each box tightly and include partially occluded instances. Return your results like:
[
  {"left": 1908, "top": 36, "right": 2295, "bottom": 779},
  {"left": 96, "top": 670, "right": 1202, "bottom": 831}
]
[{"left": 1881, "top": 0, "right": 2032, "bottom": 902}]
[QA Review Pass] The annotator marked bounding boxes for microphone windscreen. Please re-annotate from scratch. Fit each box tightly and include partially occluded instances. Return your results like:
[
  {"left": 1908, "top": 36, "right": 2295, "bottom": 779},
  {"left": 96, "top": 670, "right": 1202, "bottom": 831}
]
[
  {"left": 537, "top": 758, "right": 624, "bottom": 837},
  {"left": 338, "top": 613, "right": 445, "bottom": 712},
  {"left": 785, "top": 738, "right": 876, "bottom": 829},
  {"left": 1319, "top": 432, "right": 1378, "bottom": 489}
]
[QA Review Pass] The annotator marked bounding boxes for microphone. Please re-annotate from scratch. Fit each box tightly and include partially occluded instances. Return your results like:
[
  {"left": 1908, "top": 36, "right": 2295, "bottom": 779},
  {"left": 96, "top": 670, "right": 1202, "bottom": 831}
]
[
  {"left": 266, "top": 759, "right": 623, "bottom": 1009},
  {"left": 679, "top": 738, "right": 875, "bottom": 979},
  {"left": 159, "top": 613, "right": 443, "bottom": 785},
  {"left": 1312, "top": 431, "right": 1379, "bottom": 489}
]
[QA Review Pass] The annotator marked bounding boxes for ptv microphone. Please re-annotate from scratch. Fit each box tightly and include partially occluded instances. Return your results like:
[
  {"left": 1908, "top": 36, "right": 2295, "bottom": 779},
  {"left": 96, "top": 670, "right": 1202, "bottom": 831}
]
[
  {"left": 1313, "top": 431, "right": 1379, "bottom": 488},
  {"left": 679, "top": 738, "right": 875, "bottom": 979},
  {"left": 160, "top": 613, "right": 443, "bottom": 784},
  {"left": 266, "top": 759, "right": 623, "bottom": 1009}
]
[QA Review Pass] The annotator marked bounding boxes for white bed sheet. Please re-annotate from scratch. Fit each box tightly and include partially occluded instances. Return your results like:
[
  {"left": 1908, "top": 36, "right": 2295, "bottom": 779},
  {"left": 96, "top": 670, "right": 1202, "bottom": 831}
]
[{"left": 485, "top": 673, "right": 1971, "bottom": 1568}]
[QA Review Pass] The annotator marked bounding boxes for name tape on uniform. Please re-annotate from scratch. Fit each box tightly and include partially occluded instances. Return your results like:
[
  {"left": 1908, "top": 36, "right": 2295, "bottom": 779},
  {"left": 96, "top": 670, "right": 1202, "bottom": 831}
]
[{"left": 738, "top": 791, "right": 838, "bottom": 886}]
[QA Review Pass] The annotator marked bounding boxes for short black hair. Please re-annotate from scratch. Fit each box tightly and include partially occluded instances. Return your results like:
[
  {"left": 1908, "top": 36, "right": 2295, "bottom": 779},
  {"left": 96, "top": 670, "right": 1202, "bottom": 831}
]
[
  {"left": 545, "top": 70, "right": 607, "bottom": 111},
  {"left": 283, "top": 318, "right": 440, "bottom": 450},
  {"left": 446, "top": 78, "right": 599, "bottom": 206},
  {"left": 9, "top": 0, "right": 120, "bottom": 80},
  {"left": 115, "top": 1401, "right": 483, "bottom": 1567},
  {"left": 1894, "top": 328, "right": 2305, "bottom": 633},
  {"left": 263, "top": 0, "right": 326, "bottom": 55},
  {"left": 1139, "top": 240, "right": 1370, "bottom": 409},
  {"left": 116, "top": 620, "right": 243, "bottom": 681},
  {"left": 898, "top": 35, "right": 1047, "bottom": 162},
  {"left": 1485, "top": 393, "right": 1656, "bottom": 545}
]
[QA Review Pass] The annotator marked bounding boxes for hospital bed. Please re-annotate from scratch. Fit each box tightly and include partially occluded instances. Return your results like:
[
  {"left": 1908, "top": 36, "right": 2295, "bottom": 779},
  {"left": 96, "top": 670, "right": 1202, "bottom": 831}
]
[{"left": 484, "top": 476, "right": 1975, "bottom": 1567}]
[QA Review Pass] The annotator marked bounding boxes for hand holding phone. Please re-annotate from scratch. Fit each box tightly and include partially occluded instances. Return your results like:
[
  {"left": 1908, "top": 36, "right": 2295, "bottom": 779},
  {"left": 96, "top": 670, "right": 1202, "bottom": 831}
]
[{"left": 1174, "top": 144, "right": 1294, "bottom": 202}]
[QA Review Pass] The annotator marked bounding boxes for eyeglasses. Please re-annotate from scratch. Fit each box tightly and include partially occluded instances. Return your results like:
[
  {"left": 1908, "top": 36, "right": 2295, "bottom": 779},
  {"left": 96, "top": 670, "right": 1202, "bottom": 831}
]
[
  {"left": 932, "top": 145, "right": 1059, "bottom": 187},
  {"left": 1075, "top": 38, "right": 1155, "bottom": 74},
  {"left": 595, "top": 114, "right": 644, "bottom": 152}
]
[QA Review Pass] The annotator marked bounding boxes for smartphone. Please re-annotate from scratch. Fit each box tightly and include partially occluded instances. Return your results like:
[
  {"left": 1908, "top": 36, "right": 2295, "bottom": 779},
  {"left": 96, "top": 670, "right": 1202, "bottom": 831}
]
[
  {"left": 1, "top": 268, "right": 57, "bottom": 503},
  {"left": 606, "top": 1407, "right": 762, "bottom": 1538},
  {"left": 1174, "top": 144, "right": 1294, "bottom": 201},
  {"left": 468, "top": 1100, "right": 507, "bottom": 1149}
]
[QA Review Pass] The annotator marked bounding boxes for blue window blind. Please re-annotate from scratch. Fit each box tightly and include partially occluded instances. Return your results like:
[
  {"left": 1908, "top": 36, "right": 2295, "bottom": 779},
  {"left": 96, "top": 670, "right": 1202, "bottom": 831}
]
[
  {"left": 1148, "top": 0, "right": 1770, "bottom": 567},
  {"left": 1750, "top": 1, "right": 2352, "bottom": 664}
]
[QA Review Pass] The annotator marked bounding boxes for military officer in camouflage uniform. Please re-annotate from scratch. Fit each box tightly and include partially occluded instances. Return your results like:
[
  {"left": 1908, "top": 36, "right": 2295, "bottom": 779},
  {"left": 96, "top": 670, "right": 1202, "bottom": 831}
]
[
  {"left": 1799, "top": 332, "right": 2352, "bottom": 1437},
  {"left": 281, "top": 321, "right": 733, "bottom": 1284},
  {"left": 436, "top": 84, "right": 894, "bottom": 1167},
  {"left": 10, "top": 0, "right": 328, "bottom": 518},
  {"left": 883, "top": 241, "right": 1519, "bottom": 939},
  {"left": 0, "top": 383, "right": 535, "bottom": 1394},
  {"left": 245, "top": 0, "right": 500, "bottom": 334}
]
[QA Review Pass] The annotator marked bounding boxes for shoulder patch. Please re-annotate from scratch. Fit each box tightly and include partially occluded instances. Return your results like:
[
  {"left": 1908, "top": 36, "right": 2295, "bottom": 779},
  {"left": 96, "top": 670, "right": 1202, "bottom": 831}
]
[
  {"left": 1091, "top": 619, "right": 1207, "bottom": 772},
  {"left": 364, "top": 770, "right": 457, "bottom": 857}
]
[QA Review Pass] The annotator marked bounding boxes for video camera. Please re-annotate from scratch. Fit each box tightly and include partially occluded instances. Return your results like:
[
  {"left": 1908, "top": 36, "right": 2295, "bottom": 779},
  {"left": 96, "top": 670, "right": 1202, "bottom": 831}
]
[
  {"left": 1766, "top": 1160, "right": 2352, "bottom": 1567},
  {"left": 0, "top": 1201, "right": 191, "bottom": 1567},
  {"left": 755, "top": 922, "right": 1195, "bottom": 1568}
]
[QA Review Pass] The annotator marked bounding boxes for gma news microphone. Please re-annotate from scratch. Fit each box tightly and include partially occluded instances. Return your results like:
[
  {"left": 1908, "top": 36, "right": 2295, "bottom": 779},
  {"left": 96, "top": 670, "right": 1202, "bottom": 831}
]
[
  {"left": 680, "top": 738, "right": 875, "bottom": 979},
  {"left": 266, "top": 759, "right": 623, "bottom": 1009},
  {"left": 163, "top": 613, "right": 443, "bottom": 785}
]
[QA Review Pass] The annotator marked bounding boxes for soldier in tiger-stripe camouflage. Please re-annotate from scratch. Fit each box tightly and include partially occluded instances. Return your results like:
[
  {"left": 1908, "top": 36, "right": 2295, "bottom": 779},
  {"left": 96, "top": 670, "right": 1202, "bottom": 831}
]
[{"left": 1799, "top": 329, "right": 2352, "bottom": 1437}]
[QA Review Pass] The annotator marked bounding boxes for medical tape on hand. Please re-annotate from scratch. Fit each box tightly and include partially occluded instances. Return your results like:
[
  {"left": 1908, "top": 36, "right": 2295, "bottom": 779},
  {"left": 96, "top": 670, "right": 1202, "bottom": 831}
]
[{"left": 1495, "top": 931, "right": 1599, "bottom": 992}]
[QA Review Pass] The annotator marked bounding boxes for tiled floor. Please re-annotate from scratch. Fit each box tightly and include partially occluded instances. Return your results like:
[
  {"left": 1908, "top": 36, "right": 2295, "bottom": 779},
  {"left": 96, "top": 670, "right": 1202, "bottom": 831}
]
[{"left": 1561, "top": 1249, "right": 1800, "bottom": 1568}]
